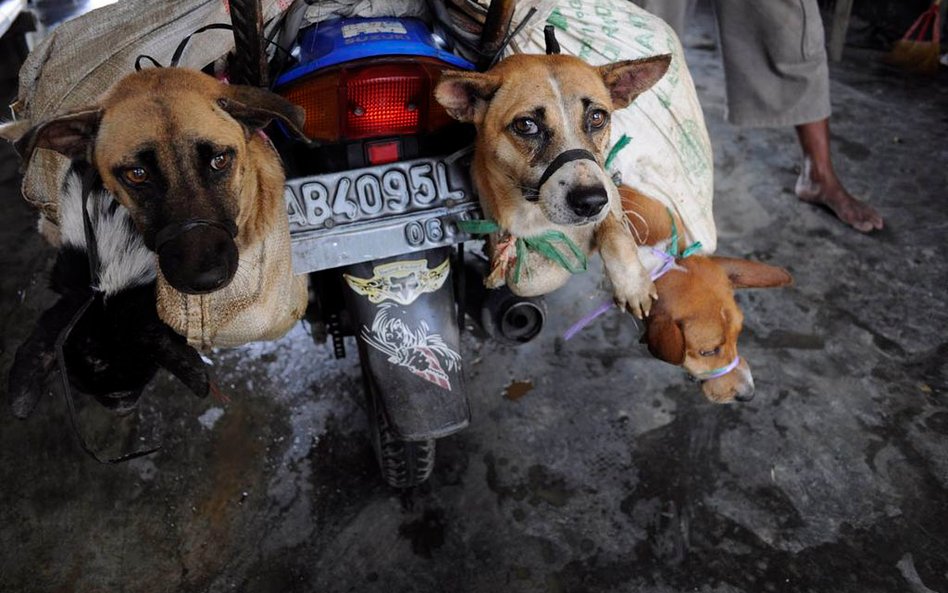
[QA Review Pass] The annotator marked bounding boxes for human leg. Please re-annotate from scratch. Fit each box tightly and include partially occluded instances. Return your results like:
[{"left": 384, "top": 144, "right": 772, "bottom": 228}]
[
  {"left": 715, "top": 0, "right": 883, "bottom": 231},
  {"left": 795, "top": 119, "right": 884, "bottom": 232},
  {"left": 714, "top": 0, "right": 831, "bottom": 127}
]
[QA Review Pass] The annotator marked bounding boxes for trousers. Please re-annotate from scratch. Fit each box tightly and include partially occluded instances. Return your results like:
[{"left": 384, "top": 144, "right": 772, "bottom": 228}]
[{"left": 634, "top": 0, "right": 832, "bottom": 127}]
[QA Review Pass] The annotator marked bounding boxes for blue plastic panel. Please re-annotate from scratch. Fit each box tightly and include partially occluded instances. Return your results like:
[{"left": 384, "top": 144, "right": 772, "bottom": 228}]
[{"left": 276, "top": 17, "right": 474, "bottom": 86}]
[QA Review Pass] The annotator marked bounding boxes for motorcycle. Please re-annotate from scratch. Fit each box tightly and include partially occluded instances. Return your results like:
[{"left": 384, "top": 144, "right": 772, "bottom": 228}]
[{"left": 229, "top": 0, "right": 546, "bottom": 487}]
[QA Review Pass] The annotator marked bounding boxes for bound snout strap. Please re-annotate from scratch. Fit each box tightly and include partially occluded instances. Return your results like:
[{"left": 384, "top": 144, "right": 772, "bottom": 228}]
[
  {"left": 693, "top": 355, "right": 741, "bottom": 380},
  {"left": 528, "top": 148, "right": 599, "bottom": 202},
  {"left": 154, "top": 219, "right": 238, "bottom": 252}
]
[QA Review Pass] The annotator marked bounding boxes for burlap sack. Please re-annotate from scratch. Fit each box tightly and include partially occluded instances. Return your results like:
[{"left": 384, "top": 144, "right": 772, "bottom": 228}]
[{"left": 155, "top": 201, "right": 308, "bottom": 352}]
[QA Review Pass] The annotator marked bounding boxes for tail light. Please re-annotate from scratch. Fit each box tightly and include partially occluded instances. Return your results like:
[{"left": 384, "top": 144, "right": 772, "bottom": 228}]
[{"left": 278, "top": 58, "right": 456, "bottom": 143}]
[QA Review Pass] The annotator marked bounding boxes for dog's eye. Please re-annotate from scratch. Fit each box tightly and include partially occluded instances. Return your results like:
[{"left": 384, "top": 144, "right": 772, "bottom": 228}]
[
  {"left": 210, "top": 153, "right": 231, "bottom": 171},
  {"left": 123, "top": 167, "right": 148, "bottom": 185},
  {"left": 588, "top": 109, "right": 608, "bottom": 129},
  {"left": 700, "top": 347, "right": 722, "bottom": 357},
  {"left": 511, "top": 117, "right": 539, "bottom": 136}
]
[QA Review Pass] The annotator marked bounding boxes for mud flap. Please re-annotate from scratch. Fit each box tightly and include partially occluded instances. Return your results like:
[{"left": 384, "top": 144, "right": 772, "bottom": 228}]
[{"left": 342, "top": 247, "right": 470, "bottom": 441}]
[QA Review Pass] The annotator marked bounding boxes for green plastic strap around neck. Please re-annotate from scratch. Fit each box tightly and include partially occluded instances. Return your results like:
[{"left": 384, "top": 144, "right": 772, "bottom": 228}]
[
  {"left": 457, "top": 219, "right": 588, "bottom": 283},
  {"left": 457, "top": 218, "right": 501, "bottom": 234},
  {"left": 520, "top": 229, "right": 588, "bottom": 281}
]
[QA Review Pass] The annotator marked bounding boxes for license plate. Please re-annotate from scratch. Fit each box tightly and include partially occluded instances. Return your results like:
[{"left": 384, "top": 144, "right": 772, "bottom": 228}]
[{"left": 285, "top": 155, "right": 481, "bottom": 273}]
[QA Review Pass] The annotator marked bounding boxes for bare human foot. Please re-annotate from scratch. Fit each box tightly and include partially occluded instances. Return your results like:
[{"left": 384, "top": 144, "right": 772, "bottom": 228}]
[
  {"left": 794, "top": 119, "right": 884, "bottom": 233},
  {"left": 795, "top": 157, "right": 884, "bottom": 233}
]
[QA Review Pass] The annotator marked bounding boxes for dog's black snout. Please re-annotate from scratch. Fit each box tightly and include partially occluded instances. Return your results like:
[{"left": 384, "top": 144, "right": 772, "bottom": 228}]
[
  {"left": 189, "top": 263, "right": 232, "bottom": 292},
  {"left": 566, "top": 185, "right": 609, "bottom": 218},
  {"left": 158, "top": 224, "right": 238, "bottom": 295},
  {"left": 734, "top": 386, "right": 756, "bottom": 403}
]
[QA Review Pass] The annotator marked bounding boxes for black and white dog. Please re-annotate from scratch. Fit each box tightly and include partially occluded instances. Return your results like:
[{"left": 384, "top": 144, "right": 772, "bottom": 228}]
[{"left": 8, "top": 167, "right": 211, "bottom": 418}]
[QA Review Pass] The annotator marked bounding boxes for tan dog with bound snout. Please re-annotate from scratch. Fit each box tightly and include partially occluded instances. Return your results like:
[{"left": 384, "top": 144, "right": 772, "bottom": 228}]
[
  {"left": 435, "top": 53, "right": 671, "bottom": 318},
  {"left": 621, "top": 186, "right": 793, "bottom": 403},
  {"left": 12, "top": 68, "right": 310, "bottom": 348}
]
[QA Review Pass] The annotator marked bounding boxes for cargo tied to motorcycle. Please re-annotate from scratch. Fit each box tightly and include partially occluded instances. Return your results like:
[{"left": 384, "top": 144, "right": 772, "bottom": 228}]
[{"left": 1, "top": 0, "right": 715, "bottom": 487}]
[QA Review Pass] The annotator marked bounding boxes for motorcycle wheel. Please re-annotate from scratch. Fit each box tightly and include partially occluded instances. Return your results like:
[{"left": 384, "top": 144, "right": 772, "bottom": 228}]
[{"left": 359, "top": 347, "right": 436, "bottom": 489}]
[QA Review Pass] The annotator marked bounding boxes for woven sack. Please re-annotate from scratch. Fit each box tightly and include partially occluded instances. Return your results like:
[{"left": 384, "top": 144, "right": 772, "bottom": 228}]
[{"left": 155, "top": 207, "right": 308, "bottom": 351}]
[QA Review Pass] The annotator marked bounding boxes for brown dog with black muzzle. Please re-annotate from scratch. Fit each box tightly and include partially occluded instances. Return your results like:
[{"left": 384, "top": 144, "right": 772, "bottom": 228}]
[
  {"left": 13, "top": 68, "right": 309, "bottom": 348},
  {"left": 621, "top": 186, "right": 793, "bottom": 403},
  {"left": 435, "top": 53, "right": 671, "bottom": 318}
]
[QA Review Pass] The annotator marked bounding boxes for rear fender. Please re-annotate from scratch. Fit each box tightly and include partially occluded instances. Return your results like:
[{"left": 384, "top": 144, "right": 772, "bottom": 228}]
[{"left": 342, "top": 247, "right": 470, "bottom": 440}]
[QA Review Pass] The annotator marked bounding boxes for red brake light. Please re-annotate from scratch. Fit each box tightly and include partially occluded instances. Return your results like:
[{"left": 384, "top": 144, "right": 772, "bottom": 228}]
[
  {"left": 346, "top": 65, "right": 422, "bottom": 139},
  {"left": 278, "top": 58, "right": 457, "bottom": 142},
  {"left": 366, "top": 140, "right": 401, "bottom": 165}
]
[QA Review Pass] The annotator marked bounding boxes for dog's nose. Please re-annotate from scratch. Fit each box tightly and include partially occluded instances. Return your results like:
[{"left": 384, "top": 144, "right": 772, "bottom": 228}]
[
  {"left": 566, "top": 185, "right": 609, "bottom": 218},
  {"left": 733, "top": 385, "right": 756, "bottom": 402},
  {"left": 188, "top": 263, "right": 232, "bottom": 292},
  {"left": 157, "top": 224, "right": 239, "bottom": 295}
]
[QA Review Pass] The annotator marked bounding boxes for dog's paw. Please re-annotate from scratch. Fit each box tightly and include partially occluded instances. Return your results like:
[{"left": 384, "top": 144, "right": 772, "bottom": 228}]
[{"left": 612, "top": 266, "right": 657, "bottom": 319}]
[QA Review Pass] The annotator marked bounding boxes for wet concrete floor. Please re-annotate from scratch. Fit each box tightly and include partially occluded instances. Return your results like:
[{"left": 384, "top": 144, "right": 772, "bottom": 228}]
[{"left": 1, "top": 9, "right": 947, "bottom": 593}]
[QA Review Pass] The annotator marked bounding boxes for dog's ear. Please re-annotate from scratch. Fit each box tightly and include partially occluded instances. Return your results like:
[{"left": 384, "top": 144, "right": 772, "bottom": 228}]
[
  {"left": 434, "top": 70, "right": 501, "bottom": 124},
  {"left": 220, "top": 85, "right": 308, "bottom": 139},
  {"left": 598, "top": 54, "right": 672, "bottom": 109},
  {"left": 645, "top": 314, "right": 685, "bottom": 365},
  {"left": 711, "top": 257, "right": 793, "bottom": 289},
  {"left": 11, "top": 108, "right": 102, "bottom": 162}
]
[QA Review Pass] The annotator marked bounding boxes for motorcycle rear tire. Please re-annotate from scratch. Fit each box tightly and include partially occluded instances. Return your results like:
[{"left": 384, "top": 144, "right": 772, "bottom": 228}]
[{"left": 360, "top": 348, "right": 437, "bottom": 489}]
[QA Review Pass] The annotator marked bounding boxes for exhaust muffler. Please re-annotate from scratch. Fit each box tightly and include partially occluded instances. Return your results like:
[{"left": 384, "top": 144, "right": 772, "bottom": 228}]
[{"left": 463, "top": 254, "right": 545, "bottom": 345}]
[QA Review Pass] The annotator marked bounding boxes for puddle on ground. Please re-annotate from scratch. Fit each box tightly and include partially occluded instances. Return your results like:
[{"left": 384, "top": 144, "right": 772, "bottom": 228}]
[{"left": 504, "top": 380, "right": 534, "bottom": 401}]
